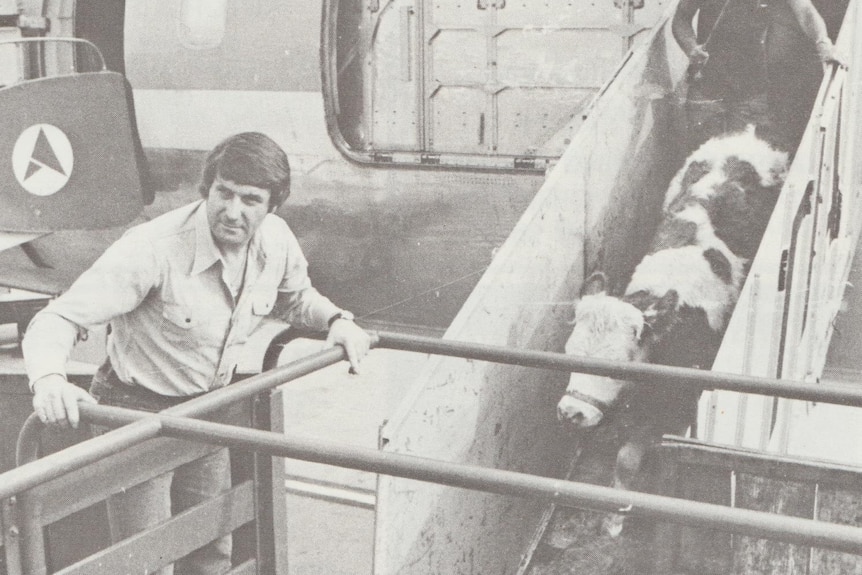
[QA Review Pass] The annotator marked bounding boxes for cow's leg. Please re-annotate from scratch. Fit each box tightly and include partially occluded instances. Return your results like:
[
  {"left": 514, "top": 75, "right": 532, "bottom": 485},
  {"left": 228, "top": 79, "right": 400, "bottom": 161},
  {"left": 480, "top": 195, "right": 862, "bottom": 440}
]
[
  {"left": 613, "top": 438, "right": 647, "bottom": 491},
  {"left": 601, "top": 437, "right": 647, "bottom": 537}
]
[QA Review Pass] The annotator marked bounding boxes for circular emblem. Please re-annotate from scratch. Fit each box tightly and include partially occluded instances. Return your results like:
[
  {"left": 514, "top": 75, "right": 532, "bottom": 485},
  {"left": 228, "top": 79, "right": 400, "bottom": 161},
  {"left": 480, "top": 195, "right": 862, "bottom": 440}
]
[{"left": 12, "top": 124, "right": 74, "bottom": 196}]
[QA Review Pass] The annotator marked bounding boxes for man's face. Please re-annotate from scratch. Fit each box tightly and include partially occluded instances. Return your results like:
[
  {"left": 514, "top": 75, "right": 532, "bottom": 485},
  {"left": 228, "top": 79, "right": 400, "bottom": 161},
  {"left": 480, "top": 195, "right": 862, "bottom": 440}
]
[{"left": 206, "top": 176, "right": 272, "bottom": 249}]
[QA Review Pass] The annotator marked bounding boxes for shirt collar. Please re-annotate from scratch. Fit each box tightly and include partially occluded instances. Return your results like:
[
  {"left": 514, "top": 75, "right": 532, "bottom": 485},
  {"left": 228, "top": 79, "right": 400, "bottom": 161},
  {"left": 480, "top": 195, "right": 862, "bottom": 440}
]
[{"left": 190, "top": 200, "right": 269, "bottom": 277}]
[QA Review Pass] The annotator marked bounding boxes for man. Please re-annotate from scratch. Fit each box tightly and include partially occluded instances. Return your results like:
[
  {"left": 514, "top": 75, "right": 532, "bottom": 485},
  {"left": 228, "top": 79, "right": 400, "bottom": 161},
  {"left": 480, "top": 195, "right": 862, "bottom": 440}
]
[
  {"left": 22, "top": 132, "right": 372, "bottom": 574},
  {"left": 672, "top": 0, "right": 843, "bottom": 152}
]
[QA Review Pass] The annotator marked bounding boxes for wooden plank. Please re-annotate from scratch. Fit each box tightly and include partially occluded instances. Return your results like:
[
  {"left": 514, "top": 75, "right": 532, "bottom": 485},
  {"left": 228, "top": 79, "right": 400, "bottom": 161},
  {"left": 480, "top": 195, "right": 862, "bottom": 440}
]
[
  {"left": 810, "top": 487, "right": 862, "bottom": 574},
  {"left": 32, "top": 398, "right": 252, "bottom": 524},
  {"left": 54, "top": 480, "right": 255, "bottom": 575},
  {"left": 675, "top": 463, "right": 733, "bottom": 575},
  {"left": 655, "top": 439, "right": 862, "bottom": 574},
  {"left": 732, "top": 474, "right": 814, "bottom": 575},
  {"left": 662, "top": 438, "right": 862, "bottom": 491},
  {"left": 652, "top": 446, "right": 683, "bottom": 573}
]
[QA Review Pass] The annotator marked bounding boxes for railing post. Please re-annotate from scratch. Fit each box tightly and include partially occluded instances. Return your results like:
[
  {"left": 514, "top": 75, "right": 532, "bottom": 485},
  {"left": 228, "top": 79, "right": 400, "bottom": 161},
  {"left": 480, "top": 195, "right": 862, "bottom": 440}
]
[
  {"left": 17, "top": 494, "right": 46, "bottom": 575},
  {"left": 250, "top": 388, "right": 288, "bottom": 575},
  {"left": 2, "top": 497, "right": 23, "bottom": 575}
]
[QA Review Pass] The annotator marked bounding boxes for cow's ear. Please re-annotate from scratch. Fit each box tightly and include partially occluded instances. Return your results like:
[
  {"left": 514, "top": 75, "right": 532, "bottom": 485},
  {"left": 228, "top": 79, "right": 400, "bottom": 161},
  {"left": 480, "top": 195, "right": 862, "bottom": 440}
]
[
  {"left": 643, "top": 289, "right": 679, "bottom": 333},
  {"left": 580, "top": 271, "right": 609, "bottom": 297}
]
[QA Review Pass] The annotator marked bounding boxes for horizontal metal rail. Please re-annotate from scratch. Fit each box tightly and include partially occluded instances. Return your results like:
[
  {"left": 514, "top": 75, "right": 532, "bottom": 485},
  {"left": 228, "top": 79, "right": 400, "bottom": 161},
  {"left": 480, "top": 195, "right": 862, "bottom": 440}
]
[
  {"left": 3, "top": 342, "right": 358, "bottom": 500},
  {"left": 10, "top": 328, "right": 862, "bottom": 500},
  {"left": 2, "top": 327, "right": 862, "bottom": 564},
  {"left": 375, "top": 331, "right": 862, "bottom": 407},
  {"left": 79, "top": 402, "right": 862, "bottom": 557}
]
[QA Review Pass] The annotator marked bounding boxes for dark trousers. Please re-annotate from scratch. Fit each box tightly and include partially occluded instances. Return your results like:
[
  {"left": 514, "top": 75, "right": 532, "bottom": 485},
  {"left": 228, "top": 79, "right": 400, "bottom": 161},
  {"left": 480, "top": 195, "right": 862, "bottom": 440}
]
[{"left": 90, "top": 367, "right": 232, "bottom": 575}]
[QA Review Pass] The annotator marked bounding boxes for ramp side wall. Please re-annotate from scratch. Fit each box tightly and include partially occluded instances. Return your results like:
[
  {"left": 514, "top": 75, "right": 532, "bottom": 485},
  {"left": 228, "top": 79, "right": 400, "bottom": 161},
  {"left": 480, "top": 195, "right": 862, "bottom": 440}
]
[
  {"left": 373, "top": 17, "right": 689, "bottom": 575},
  {"left": 702, "top": 2, "right": 862, "bottom": 456}
]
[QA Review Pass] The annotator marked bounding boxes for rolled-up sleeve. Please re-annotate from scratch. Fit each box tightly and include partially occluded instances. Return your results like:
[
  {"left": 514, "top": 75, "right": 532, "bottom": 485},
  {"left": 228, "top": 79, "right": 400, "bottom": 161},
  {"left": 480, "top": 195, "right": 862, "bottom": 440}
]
[
  {"left": 22, "top": 233, "right": 159, "bottom": 387},
  {"left": 274, "top": 230, "right": 340, "bottom": 331}
]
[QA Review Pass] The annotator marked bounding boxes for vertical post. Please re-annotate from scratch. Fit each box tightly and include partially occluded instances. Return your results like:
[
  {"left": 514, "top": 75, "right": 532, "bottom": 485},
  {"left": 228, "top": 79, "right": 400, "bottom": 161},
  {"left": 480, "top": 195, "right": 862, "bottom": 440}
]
[
  {"left": 2, "top": 497, "right": 23, "bottom": 575},
  {"left": 17, "top": 494, "right": 46, "bottom": 575},
  {"left": 651, "top": 447, "right": 682, "bottom": 573},
  {"left": 251, "top": 389, "right": 288, "bottom": 575}
]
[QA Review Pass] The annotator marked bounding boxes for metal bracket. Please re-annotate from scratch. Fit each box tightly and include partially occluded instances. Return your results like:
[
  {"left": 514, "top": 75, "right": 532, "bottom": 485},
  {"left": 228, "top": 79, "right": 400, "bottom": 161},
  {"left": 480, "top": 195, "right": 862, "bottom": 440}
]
[
  {"left": 613, "top": 0, "right": 644, "bottom": 8},
  {"left": 17, "top": 15, "right": 48, "bottom": 33}
]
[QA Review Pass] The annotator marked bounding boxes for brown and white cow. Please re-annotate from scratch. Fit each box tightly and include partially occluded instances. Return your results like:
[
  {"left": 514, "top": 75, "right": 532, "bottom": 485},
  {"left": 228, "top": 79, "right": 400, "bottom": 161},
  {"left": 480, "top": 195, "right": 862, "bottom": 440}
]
[{"left": 556, "top": 128, "right": 788, "bottom": 536}]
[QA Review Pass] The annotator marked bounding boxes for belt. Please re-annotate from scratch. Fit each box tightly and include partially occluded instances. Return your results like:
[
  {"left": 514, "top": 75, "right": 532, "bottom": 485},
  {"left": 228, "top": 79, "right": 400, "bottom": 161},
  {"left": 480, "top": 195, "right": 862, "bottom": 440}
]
[{"left": 93, "top": 363, "right": 206, "bottom": 412}]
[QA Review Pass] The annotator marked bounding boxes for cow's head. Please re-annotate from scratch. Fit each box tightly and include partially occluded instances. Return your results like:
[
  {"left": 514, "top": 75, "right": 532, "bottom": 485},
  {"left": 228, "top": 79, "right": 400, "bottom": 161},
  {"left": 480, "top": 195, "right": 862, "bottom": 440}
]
[{"left": 557, "top": 272, "right": 678, "bottom": 428}]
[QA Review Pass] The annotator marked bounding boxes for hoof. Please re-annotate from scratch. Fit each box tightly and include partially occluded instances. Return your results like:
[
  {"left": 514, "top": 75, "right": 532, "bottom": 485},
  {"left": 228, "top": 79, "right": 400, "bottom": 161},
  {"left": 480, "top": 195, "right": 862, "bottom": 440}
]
[{"left": 602, "top": 513, "right": 625, "bottom": 537}]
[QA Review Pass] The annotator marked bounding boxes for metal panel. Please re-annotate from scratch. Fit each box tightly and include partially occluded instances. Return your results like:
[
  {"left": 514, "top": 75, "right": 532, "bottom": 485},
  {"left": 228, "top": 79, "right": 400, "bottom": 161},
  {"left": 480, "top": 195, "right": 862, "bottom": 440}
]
[
  {"left": 493, "top": 26, "right": 621, "bottom": 155},
  {"left": 367, "top": 0, "right": 669, "bottom": 158},
  {"left": 496, "top": 87, "right": 590, "bottom": 156},
  {"left": 428, "top": 86, "right": 486, "bottom": 153},
  {"left": 368, "top": 0, "right": 422, "bottom": 150},
  {"left": 427, "top": 28, "right": 485, "bottom": 85},
  {"left": 0, "top": 72, "right": 144, "bottom": 232},
  {"left": 495, "top": 28, "right": 619, "bottom": 87},
  {"left": 496, "top": 0, "right": 620, "bottom": 28}
]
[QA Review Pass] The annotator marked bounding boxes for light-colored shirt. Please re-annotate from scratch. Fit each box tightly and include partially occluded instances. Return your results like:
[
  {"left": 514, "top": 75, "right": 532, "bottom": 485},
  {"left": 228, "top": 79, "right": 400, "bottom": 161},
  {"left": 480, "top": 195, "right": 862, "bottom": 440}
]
[{"left": 23, "top": 200, "right": 341, "bottom": 396}]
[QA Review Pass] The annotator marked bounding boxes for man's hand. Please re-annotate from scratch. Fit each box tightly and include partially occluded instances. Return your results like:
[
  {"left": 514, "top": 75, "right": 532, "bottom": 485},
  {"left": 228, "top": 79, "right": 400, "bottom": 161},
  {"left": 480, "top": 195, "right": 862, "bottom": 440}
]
[
  {"left": 688, "top": 45, "right": 709, "bottom": 69},
  {"left": 816, "top": 39, "right": 846, "bottom": 69},
  {"left": 325, "top": 320, "right": 372, "bottom": 374},
  {"left": 32, "top": 374, "right": 96, "bottom": 429}
]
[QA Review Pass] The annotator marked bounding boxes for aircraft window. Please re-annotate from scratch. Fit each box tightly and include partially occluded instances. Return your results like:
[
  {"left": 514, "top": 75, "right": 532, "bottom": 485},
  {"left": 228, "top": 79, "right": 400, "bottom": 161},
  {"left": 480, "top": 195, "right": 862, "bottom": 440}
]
[{"left": 178, "top": 0, "right": 227, "bottom": 50}]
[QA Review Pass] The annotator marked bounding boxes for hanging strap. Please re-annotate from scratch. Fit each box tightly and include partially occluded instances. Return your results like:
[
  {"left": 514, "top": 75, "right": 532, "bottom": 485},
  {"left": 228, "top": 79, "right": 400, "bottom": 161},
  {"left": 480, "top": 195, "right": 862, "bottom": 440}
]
[
  {"left": 699, "top": 0, "right": 736, "bottom": 52},
  {"left": 687, "top": 0, "right": 737, "bottom": 81}
]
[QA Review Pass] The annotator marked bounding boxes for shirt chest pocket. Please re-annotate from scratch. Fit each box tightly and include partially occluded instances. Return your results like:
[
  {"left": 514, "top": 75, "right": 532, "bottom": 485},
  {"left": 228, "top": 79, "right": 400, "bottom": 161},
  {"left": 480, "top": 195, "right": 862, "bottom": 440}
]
[
  {"left": 162, "top": 303, "right": 197, "bottom": 329},
  {"left": 162, "top": 302, "right": 229, "bottom": 347},
  {"left": 251, "top": 289, "right": 277, "bottom": 317},
  {"left": 161, "top": 303, "right": 200, "bottom": 348}
]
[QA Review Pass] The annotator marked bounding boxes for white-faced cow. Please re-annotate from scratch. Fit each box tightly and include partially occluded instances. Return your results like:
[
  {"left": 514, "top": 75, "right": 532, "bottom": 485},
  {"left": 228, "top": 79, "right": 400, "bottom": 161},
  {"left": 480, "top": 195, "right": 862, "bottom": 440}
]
[{"left": 557, "top": 128, "right": 788, "bottom": 536}]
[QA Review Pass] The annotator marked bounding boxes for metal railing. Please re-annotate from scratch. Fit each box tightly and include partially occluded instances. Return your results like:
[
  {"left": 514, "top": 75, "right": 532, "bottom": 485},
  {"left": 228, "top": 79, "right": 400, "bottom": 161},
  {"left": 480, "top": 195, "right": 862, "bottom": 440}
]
[
  {"left": 4, "top": 330, "right": 862, "bottom": 568},
  {"left": 0, "top": 38, "right": 107, "bottom": 88}
]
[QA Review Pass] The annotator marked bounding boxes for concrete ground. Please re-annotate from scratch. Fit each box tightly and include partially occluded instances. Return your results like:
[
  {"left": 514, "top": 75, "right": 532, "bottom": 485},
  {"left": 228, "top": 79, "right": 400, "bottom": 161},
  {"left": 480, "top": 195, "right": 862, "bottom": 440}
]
[{"left": 272, "top": 336, "right": 432, "bottom": 575}]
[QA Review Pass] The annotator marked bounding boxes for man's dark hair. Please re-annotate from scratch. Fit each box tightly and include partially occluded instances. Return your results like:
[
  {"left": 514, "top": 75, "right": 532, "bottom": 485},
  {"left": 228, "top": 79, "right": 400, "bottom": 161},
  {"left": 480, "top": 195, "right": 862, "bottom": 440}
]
[{"left": 198, "top": 132, "right": 291, "bottom": 210}]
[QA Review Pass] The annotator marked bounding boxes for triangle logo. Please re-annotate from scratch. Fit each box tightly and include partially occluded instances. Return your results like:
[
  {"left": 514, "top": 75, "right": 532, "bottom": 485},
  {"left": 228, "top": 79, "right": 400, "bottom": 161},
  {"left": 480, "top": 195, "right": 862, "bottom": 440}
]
[
  {"left": 28, "top": 127, "right": 67, "bottom": 178},
  {"left": 12, "top": 124, "right": 74, "bottom": 196}
]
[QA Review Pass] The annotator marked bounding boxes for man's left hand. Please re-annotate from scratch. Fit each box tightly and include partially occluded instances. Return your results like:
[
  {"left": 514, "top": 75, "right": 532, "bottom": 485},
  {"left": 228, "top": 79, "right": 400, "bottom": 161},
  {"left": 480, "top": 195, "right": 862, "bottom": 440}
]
[
  {"left": 326, "top": 319, "right": 372, "bottom": 374},
  {"left": 817, "top": 39, "right": 846, "bottom": 69}
]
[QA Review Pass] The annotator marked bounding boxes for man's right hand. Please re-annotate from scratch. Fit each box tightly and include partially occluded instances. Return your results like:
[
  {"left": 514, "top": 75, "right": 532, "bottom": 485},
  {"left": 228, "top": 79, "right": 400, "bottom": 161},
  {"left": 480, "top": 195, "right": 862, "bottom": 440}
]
[
  {"left": 32, "top": 374, "right": 96, "bottom": 429},
  {"left": 686, "top": 45, "right": 710, "bottom": 82},
  {"left": 688, "top": 45, "right": 709, "bottom": 69}
]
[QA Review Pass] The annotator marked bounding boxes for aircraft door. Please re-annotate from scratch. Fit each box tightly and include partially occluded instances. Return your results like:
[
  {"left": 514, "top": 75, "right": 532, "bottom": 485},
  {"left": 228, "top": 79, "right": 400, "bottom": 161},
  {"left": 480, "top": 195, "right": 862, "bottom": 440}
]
[{"left": 359, "top": 0, "right": 668, "bottom": 162}]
